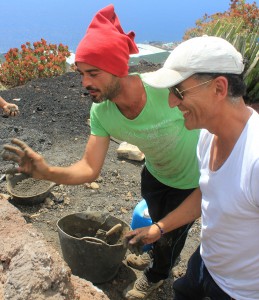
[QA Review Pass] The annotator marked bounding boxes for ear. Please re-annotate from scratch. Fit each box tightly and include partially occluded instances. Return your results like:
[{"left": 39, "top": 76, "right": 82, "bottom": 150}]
[{"left": 214, "top": 76, "right": 228, "bottom": 98}]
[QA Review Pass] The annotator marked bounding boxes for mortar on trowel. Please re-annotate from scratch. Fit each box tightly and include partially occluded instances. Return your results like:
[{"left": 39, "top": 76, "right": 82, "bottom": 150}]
[{"left": 57, "top": 211, "right": 130, "bottom": 284}]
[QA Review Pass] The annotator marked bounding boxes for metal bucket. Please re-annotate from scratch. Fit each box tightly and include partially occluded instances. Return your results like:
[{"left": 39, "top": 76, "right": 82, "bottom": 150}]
[{"left": 57, "top": 211, "right": 130, "bottom": 284}]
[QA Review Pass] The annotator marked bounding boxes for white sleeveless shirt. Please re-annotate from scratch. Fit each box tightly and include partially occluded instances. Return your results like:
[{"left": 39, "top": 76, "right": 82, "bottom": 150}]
[{"left": 198, "top": 109, "right": 259, "bottom": 300}]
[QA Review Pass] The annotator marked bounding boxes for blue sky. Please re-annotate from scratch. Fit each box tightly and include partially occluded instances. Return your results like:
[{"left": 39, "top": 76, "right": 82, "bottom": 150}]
[{"left": 0, "top": 0, "right": 257, "bottom": 53}]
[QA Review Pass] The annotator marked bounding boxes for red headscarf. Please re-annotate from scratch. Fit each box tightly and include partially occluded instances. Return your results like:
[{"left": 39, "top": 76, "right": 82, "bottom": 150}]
[{"left": 75, "top": 4, "right": 139, "bottom": 77}]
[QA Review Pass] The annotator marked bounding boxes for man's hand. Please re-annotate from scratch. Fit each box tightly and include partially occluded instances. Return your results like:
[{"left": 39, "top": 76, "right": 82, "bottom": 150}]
[
  {"left": 123, "top": 233, "right": 144, "bottom": 256},
  {"left": 1, "top": 138, "right": 49, "bottom": 179},
  {"left": 123, "top": 224, "right": 162, "bottom": 254},
  {"left": 3, "top": 104, "right": 19, "bottom": 117}
]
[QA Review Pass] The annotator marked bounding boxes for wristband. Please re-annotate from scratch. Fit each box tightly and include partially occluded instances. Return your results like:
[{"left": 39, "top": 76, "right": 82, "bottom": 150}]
[{"left": 153, "top": 222, "right": 164, "bottom": 237}]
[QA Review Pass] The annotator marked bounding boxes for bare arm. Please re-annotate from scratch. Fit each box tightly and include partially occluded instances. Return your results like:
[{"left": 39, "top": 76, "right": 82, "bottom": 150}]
[
  {"left": 0, "top": 96, "right": 8, "bottom": 108},
  {"left": 2, "top": 135, "right": 110, "bottom": 185},
  {"left": 158, "top": 187, "right": 201, "bottom": 233},
  {"left": 46, "top": 134, "right": 110, "bottom": 184},
  {"left": 125, "top": 188, "right": 202, "bottom": 245}
]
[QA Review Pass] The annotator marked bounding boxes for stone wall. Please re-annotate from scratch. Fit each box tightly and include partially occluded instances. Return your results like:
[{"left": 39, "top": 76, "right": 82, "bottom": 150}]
[{"left": 0, "top": 194, "right": 109, "bottom": 300}]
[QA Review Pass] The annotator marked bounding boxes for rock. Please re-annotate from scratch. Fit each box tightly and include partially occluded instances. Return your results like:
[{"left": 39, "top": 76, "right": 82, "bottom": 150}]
[
  {"left": 0, "top": 195, "right": 109, "bottom": 300},
  {"left": 44, "top": 197, "right": 55, "bottom": 208},
  {"left": 107, "top": 206, "right": 115, "bottom": 212},
  {"left": 64, "top": 196, "right": 71, "bottom": 205},
  {"left": 90, "top": 182, "right": 99, "bottom": 190},
  {"left": 120, "top": 207, "right": 128, "bottom": 214},
  {"left": 117, "top": 142, "right": 145, "bottom": 161},
  {"left": 84, "top": 183, "right": 91, "bottom": 189},
  {"left": 124, "top": 191, "right": 133, "bottom": 201}
]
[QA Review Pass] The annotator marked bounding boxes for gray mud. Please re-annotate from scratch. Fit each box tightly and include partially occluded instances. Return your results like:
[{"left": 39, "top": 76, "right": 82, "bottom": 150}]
[{"left": 11, "top": 178, "right": 52, "bottom": 197}]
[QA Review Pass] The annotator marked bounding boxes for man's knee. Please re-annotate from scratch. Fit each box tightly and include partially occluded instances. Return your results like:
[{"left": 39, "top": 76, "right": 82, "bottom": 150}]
[
  {"left": 173, "top": 277, "right": 212, "bottom": 300},
  {"left": 173, "top": 276, "right": 192, "bottom": 300}
]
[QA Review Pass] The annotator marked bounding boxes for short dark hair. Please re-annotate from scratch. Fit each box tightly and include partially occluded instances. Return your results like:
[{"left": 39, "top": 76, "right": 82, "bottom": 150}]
[{"left": 194, "top": 73, "right": 247, "bottom": 98}]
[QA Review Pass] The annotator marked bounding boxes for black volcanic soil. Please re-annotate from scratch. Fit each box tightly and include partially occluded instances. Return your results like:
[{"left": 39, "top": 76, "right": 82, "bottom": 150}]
[{"left": 0, "top": 62, "right": 200, "bottom": 300}]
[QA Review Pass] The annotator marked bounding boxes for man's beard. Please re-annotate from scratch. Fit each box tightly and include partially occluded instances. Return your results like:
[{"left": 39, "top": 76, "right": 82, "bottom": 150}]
[{"left": 89, "top": 78, "right": 121, "bottom": 104}]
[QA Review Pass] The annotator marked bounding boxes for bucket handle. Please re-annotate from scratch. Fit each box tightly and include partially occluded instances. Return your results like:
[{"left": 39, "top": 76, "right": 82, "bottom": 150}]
[{"left": 80, "top": 236, "right": 107, "bottom": 245}]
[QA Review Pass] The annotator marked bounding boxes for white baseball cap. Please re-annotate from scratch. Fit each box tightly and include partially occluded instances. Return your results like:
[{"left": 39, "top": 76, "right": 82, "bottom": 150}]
[{"left": 142, "top": 35, "right": 245, "bottom": 88}]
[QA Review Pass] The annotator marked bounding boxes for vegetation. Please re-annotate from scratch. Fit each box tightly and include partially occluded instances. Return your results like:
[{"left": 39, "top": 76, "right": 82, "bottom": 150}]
[
  {"left": 183, "top": 0, "right": 259, "bottom": 103},
  {"left": 0, "top": 1, "right": 258, "bottom": 101},
  {"left": 0, "top": 39, "right": 70, "bottom": 88}
]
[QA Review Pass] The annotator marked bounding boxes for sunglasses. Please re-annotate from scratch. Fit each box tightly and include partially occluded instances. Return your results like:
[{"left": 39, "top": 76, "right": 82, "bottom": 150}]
[{"left": 169, "top": 79, "right": 213, "bottom": 100}]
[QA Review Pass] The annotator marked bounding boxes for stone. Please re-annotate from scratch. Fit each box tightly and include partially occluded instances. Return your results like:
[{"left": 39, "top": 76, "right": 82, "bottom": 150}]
[{"left": 0, "top": 194, "right": 109, "bottom": 300}]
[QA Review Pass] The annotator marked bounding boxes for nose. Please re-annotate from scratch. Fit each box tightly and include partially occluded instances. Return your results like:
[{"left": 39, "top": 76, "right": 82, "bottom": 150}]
[
  {"left": 81, "top": 75, "right": 91, "bottom": 88},
  {"left": 168, "top": 92, "right": 181, "bottom": 108}
]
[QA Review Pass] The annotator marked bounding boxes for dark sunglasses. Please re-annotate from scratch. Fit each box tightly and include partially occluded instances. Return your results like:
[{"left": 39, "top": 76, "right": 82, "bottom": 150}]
[{"left": 169, "top": 79, "right": 213, "bottom": 100}]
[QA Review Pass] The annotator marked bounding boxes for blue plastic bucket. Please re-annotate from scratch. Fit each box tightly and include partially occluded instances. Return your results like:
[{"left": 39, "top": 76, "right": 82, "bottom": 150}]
[{"left": 131, "top": 199, "right": 152, "bottom": 252}]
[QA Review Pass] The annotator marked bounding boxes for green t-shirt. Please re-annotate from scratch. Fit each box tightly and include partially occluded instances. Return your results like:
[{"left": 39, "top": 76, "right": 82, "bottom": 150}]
[{"left": 90, "top": 75, "right": 200, "bottom": 189}]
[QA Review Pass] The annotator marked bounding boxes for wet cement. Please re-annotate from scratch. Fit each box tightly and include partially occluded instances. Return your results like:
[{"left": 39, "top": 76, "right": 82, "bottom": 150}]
[{"left": 11, "top": 177, "right": 52, "bottom": 197}]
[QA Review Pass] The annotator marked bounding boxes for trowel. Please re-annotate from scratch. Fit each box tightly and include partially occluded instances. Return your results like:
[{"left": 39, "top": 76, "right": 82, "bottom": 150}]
[{"left": 94, "top": 223, "right": 123, "bottom": 244}]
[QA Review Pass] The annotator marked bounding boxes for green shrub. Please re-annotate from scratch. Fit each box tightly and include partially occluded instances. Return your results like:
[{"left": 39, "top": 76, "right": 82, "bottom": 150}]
[
  {"left": 0, "top": 38, "right": 71, "bottom": 87},
  {"left": 183, "top": 0, "right": 259, "bottom": 102}
]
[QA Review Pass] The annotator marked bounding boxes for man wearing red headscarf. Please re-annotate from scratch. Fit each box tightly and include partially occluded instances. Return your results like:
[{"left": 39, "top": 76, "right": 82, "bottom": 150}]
[
  {"left": 2, "top": 5, "right": 200, "bottom": 299},
  {"left": 75, "top": 4, "right": 139, "bottom": 77}
]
